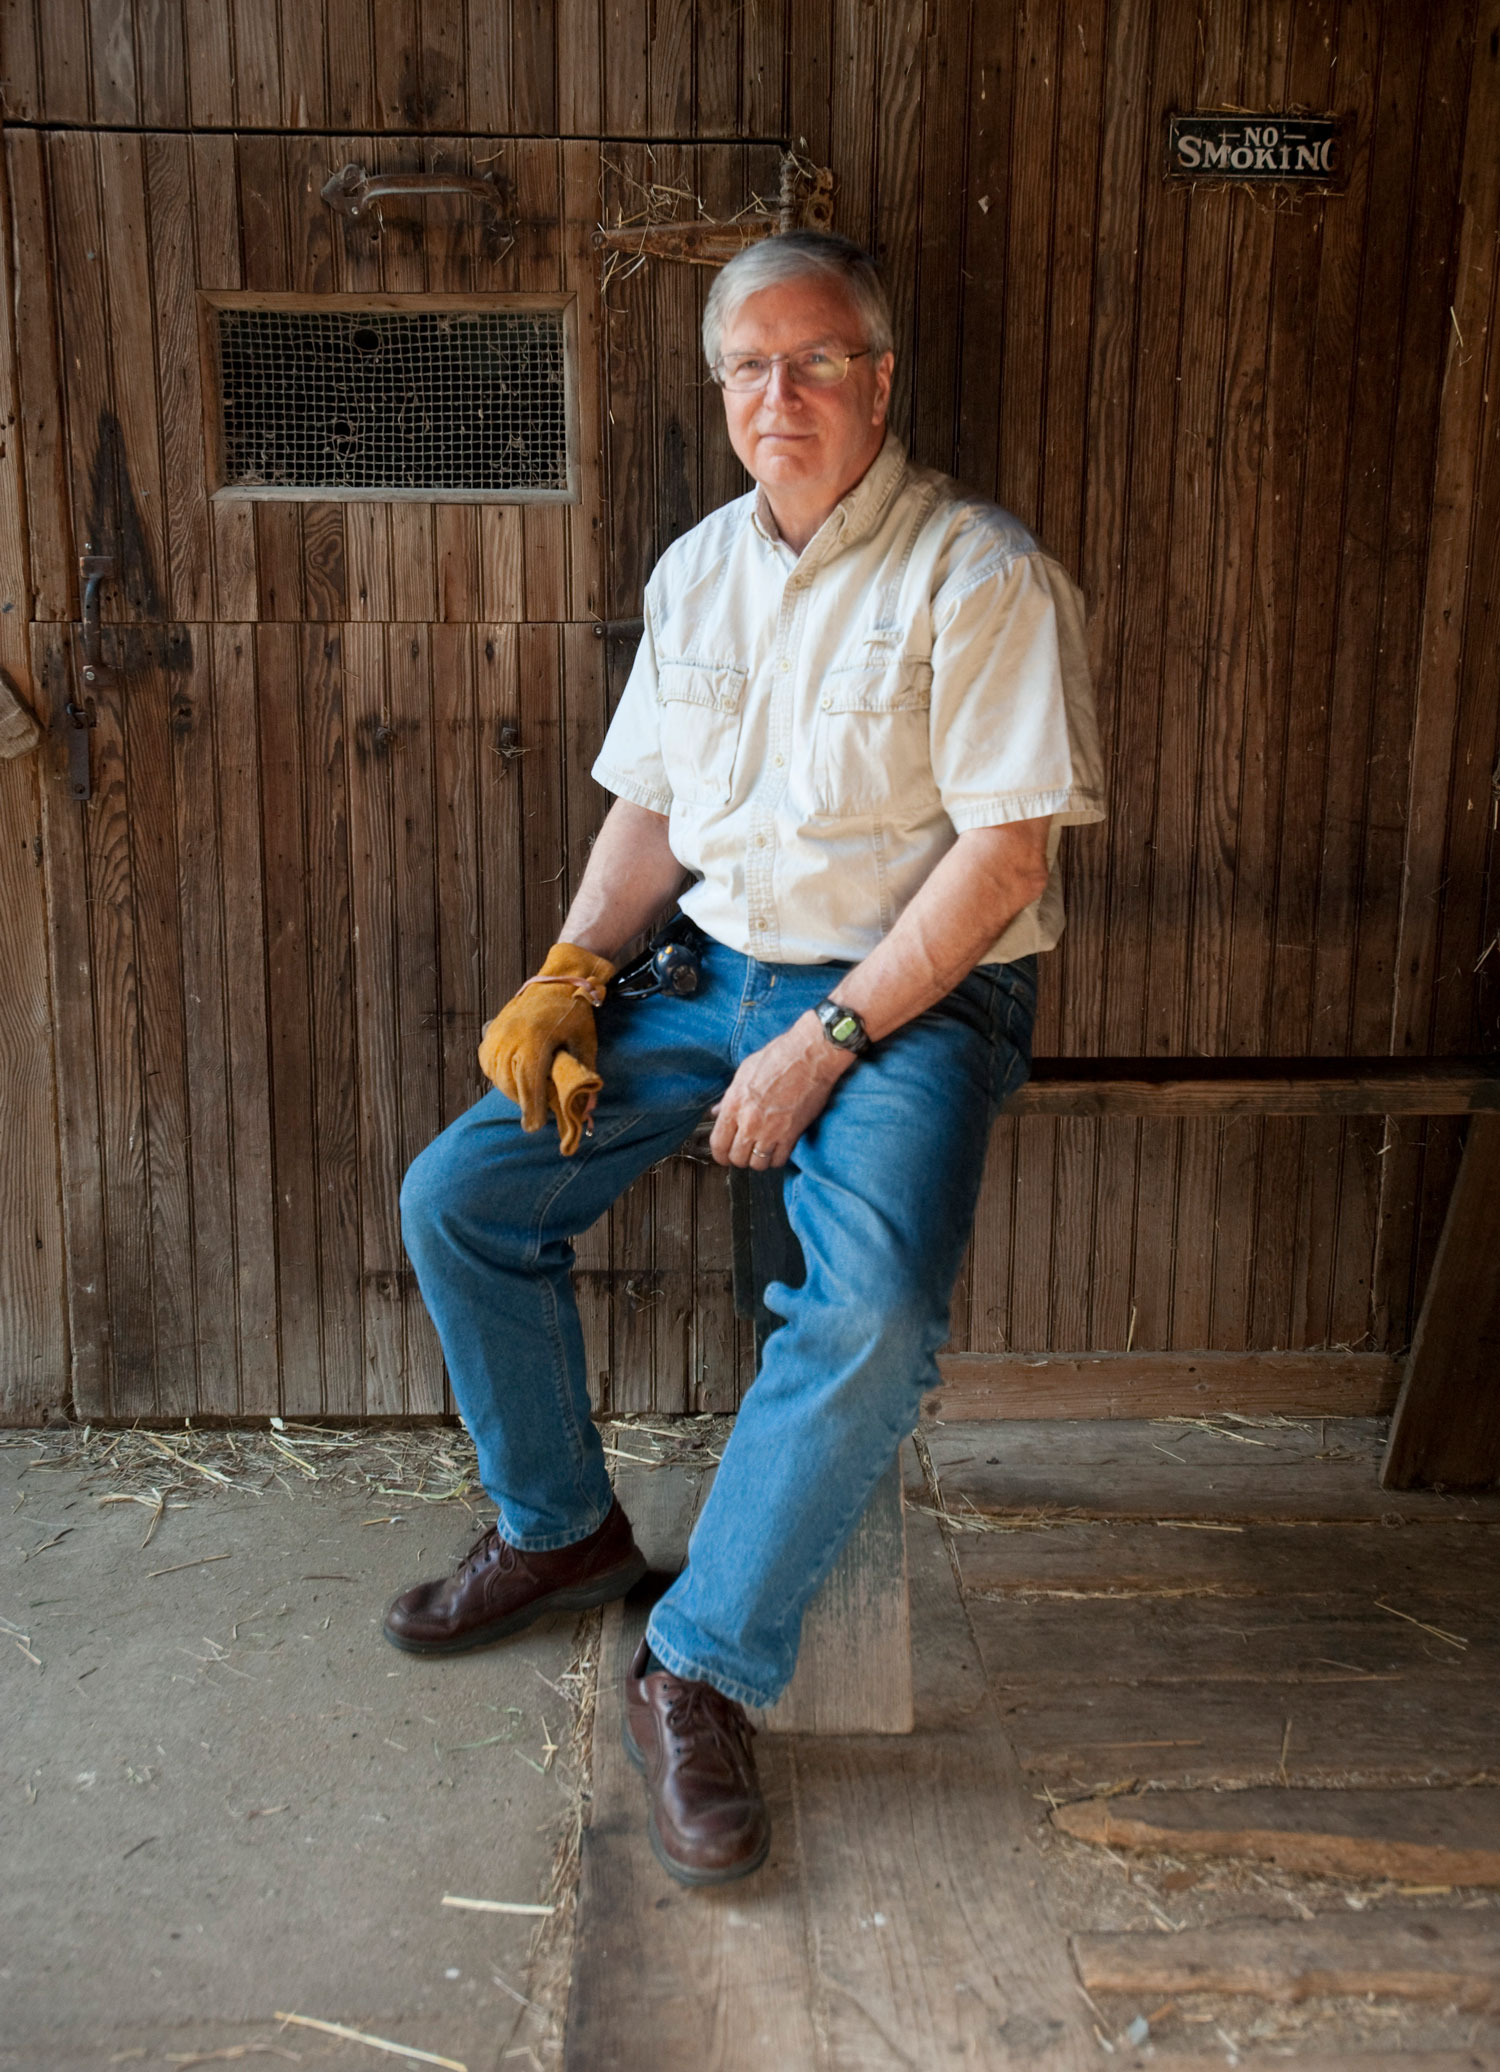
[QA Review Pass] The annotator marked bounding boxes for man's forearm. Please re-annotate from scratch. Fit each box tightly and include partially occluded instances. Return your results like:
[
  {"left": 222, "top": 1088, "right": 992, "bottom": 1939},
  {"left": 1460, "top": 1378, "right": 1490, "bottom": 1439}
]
[
  {"left": 559, "top": 798, "right": 688, "bottom": 964},
  {"left": 826, "top": 819, "right": 1051, "bottom": 1043}
]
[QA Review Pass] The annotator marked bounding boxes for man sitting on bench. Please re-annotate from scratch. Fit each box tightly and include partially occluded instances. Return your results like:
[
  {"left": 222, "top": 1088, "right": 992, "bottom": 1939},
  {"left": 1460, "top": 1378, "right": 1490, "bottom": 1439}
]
[{"left": 387, "top": 230, "right": 1105, "bottom": 1885}]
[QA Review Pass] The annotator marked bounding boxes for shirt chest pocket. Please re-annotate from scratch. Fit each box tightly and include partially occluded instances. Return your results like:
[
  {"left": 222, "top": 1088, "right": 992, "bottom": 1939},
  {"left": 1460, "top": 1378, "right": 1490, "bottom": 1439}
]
[
  {"left": 656, "top": 662, "right": 747, "bottom": 808},
  {"left": 812, "top": 660, "right": 935, "bottom": 817}
]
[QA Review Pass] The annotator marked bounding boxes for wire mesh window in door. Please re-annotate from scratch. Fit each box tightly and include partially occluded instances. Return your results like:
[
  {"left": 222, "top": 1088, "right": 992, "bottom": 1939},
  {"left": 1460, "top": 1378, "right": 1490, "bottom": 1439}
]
[{"left": 214, "top": 304, "right": 571, "bottom": 495}]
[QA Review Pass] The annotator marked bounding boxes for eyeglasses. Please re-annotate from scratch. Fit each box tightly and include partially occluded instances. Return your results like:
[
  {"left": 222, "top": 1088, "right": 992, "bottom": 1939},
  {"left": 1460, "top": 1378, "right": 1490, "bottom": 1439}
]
[{"left": 710, "top": 348, "right": 874, "bottom": 393}]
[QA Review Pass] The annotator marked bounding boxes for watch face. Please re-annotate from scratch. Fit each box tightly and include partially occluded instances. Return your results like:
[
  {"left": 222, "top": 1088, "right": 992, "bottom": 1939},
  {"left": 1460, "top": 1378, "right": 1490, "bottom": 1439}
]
[{"left": 830, "top": 1012, "right": 860, "bottom": 1045}]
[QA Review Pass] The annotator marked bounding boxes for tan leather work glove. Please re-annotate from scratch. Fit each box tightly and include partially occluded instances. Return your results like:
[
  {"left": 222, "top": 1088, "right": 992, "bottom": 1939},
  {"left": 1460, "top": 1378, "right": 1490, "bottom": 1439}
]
[{"left": 478, "top": 941, "right": 615, "bottom": 1152}]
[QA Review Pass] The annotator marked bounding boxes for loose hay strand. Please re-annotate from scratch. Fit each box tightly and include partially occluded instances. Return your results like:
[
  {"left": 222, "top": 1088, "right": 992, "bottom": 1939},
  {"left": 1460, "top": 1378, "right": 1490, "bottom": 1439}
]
[{"left": 274, "top": 2013, "right": 466, "bottom": 2071}]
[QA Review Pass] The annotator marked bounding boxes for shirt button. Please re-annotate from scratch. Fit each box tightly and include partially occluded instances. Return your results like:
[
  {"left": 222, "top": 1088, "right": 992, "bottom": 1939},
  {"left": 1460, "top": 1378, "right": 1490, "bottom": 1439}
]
[
  {"left": 820, "top": 696, "right": 831, "bottom": 710},
  {"left": 773, "top": 753, "right": 784, "bottom": 766},
  {"left": 777, "top": 660, "right": 790, "bottom": 674},
  {"left": 756, "top": 835, "right": 767, "bottom": 847}
]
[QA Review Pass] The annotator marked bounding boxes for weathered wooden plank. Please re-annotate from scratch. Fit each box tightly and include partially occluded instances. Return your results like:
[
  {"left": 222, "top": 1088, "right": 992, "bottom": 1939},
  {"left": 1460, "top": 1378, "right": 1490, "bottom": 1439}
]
[
  {"left": 5, "top": 130, "right": 70, "bottom": 623},
  {"left": 170, "top": 634, "right": 239, "bottom": 1416},
  {"left": 231, "top": 0, "right": 283, "bottom": 124},
  {"left": 345, "top": 621, "right": 404, "bottom": 1416},
  {"left": 0, "top": 2, "right": 41, "bottom": 119},
  {"left": 325, "top": 0, "right": 376, "bottom": 129},
  {"left": 301, "top": 624, "right": 363, "bottom": 1416},
  {"left": 0, "top": 748, "right": 66, "bottom": 1423},
  {"left": 87, "top": 0, "right": 135, "bottom": 122},
  {"left": 1383, "top": 1115, "right": 1500, "bottom": 1491},
  {"left": 211, "top": 625, "right": 279, "bottom": 1414},
  {"left": 786, "top": 1508, "right": 1096, "bottom": 2071},
  {"left": 1054, "top": 1786, "right": 1500, "bottom": 1888},
  {"left": 391, "top": 622, "right": 445, "bottom": 1413},
  {"left": 191, "top": 136, "right": 258, "bottom": 624},
  {"left": 566, "top": 1458, "right": 821, "bottom": 2071},
  {"left": 564, "top": 141, "right": 605, "bottom": 624},
  {"left": 955, "top": 1518, "right": 1500, "bottom": 1607},
  {"left": 0, "top": 121, "right": 36, "bottom": 709},
  {"left": 993, "top": 1672, "right": 1500, "bottom": 1793},
  {"left": 126, "top": 641, "right": 200, "bottom": 1417},
  {"left": 144, "top": 136, "right": 214, "bottom": 625},
  {"left": 135, "top": 0, "right": 188, "bottom": 124},
  {"left": 755, "top": 1454, "right": 912, "bottom": 1736},
  {"left": 183, "top": 0, "right": 235, "bottom": 125},
  {"left": 925, "top": 1349, "right": 1400, "bottom": 1422},
  {"left": 257, "top": 621, "right": 321, "bottom": 1412},
  {"left": 33, "top": 629, "right": 109, "bottom": 1416},
  {"left": 920, "top": 1417, "right": 1500, "bottom": 1525},
  {"left": 1009, "top": 1058, "right": 1500, "bottom": 1116},
  {"left": 1074, "top": 1914, "right": 1500, "bottom": 2009}
]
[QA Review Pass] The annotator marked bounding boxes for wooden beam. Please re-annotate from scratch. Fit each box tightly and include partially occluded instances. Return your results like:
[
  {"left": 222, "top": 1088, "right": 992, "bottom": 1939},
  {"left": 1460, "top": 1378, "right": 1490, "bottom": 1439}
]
[
  {"left": 1010, "top": 1056, "right": 1500, "bottom": 1117},
  {"left": 1382, "top": 1114, "right": 1500, "bottom": 1490},
  {"left": 1053, "top": 1786, "right": 1500, "bottom": 1888},
  {"left": 1074, "top": 1913, "right": 1500, "bottom": 2010},
  {"left": 926, "top": 1350, "right": 1399, "bottom": 1422}
]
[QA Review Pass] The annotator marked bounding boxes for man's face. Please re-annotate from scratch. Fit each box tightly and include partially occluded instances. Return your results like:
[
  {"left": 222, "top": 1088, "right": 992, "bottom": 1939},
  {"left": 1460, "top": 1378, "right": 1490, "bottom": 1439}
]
[{"left": 717, "top": 276, "right": 894, "bottom": 509}]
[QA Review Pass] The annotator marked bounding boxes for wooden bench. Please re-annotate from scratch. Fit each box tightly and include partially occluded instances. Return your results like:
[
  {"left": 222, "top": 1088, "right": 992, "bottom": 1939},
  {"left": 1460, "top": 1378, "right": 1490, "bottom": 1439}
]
[{"left": 729, "top": 1056, "right": 1500, "bottom": 1736}]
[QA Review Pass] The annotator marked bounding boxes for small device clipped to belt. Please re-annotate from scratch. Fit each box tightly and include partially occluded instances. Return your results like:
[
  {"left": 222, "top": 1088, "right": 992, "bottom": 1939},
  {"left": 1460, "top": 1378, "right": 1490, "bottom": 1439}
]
[{"left": 612, "top": 911, "right": 712, "bottom": 1000}]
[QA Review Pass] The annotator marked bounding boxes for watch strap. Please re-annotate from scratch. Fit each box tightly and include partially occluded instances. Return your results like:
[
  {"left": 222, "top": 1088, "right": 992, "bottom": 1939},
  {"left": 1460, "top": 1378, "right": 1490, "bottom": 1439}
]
[{"left": 815, "top": 997, "right": 871, "bottom": 1055}]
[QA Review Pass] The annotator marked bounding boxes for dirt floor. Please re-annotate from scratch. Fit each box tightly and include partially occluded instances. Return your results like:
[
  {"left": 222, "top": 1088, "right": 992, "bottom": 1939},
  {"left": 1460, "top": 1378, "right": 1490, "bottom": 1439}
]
[
  {"left": 6, "top": 1412, "right": 1500, "bottom": 2072},
  {"left": 1, "top": 1422, "right": 590, "bottom": 2072}
]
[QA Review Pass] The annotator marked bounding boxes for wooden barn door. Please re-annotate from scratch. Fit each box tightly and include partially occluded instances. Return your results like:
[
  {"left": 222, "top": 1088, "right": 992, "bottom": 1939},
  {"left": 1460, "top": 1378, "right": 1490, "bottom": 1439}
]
[
  {"left": 9, "top": 124, "right": 787, "bottom": 1425},
  {"left": 9, "top": 127, "right": 616, "bottom": 1421}
]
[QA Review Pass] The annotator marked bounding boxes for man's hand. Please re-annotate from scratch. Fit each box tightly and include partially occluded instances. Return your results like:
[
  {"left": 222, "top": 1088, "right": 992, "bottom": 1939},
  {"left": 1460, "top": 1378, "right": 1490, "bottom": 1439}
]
[{"left": 708, "top": 1012, "right": 854, "bottom": 1168}]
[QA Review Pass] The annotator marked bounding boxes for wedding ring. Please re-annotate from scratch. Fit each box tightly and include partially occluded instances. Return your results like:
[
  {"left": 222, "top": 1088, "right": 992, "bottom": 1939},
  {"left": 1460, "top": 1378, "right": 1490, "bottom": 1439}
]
[{"left": 750, "top": 1145, "right": 771, "bottom": 1161}]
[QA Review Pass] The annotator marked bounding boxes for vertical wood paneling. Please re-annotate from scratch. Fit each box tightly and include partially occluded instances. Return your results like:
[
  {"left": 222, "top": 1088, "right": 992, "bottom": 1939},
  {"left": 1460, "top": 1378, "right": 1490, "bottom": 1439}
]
[
  {"left": 36, "top": 630, "right": 111, "bottom": 1416},
  {"left": 170, "top": 634, "right": 239, "bottom": 1414},
  {"left": 9, "top": 2, "right": 1494, "bottom": 1422},
  {"left": 257, "top": 619, "right": 325, "bottom": 1409},
  {"left": 213, "top": 623, "right": 280, "bottom": 1414},
  {"left": 183, "top": 0, "right": 235, "bottom": 126},
  {"left": 134, "top": 0, "right": 187, "bottom": 125},
  {"left": 0, "top": 748, "right": 67, "bottom": 1421},
  {"left": 6, "top": 131, "right": 72, "bottom": 622},
  {"left": 300, "top": 623, "right": 363, "bottom": 1413},
  {"left": 325, "top": 0, "right": 377, "bottom": 129},
  {"left": 346, "top": 620, "right": 406, "bottom": 1412}
]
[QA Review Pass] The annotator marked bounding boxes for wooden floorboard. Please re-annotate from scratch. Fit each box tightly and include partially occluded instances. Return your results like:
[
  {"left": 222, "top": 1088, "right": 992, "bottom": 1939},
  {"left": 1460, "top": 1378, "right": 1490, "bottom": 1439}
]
[
  {"left": 565, "top": 1461, "right": 1096, "bottom": 2070},
  {"left": 1051, "top": 1786, "right": 1500, "bottom": 1887},
  {"left": 916, "top": 1419, "right": 1500, "bottom": 1524},
  {"left": 1074, "top": 1912, "right": 1500, "bottom": 2007}
]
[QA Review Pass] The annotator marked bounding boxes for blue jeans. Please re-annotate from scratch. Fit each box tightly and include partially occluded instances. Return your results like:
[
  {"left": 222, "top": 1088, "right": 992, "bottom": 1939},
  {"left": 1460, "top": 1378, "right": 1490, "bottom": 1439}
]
[{"left": 400, "top": 943, "right": 1035, "bottom": 1708}]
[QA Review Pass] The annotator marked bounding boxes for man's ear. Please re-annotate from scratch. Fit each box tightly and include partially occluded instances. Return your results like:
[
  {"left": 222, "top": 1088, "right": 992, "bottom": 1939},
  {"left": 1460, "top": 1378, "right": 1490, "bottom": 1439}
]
[{"left": 872, "top": 350, "right": 895, "bottom": 425}]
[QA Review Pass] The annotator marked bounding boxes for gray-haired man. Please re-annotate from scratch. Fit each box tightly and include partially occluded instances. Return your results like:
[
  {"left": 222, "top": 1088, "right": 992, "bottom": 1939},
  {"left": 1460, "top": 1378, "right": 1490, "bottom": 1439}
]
[{"left": 388, "top": 232, "right": 1104, "bottom": 1883}]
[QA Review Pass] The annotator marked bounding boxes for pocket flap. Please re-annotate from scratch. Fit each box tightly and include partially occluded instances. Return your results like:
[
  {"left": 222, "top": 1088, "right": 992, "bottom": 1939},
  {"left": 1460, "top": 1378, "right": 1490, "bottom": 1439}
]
[
  {"left": 657, "top": 661, "right": 746, "bottom": 714},
  {"left": 819, "top": 661, "right": 932, "bottom": 715}
]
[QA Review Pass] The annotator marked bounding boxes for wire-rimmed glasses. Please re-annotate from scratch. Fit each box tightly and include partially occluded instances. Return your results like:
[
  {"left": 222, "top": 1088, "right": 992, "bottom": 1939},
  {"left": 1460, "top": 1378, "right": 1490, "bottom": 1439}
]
[{"left": 710, "top": 347, "right": 874, "bottom": 393}]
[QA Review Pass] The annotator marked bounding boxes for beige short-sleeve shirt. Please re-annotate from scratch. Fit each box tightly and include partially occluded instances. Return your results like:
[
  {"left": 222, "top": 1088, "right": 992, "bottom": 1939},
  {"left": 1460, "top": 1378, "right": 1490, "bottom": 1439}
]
[{"left": 592, "top": 435, "right": 1105, "bottom": 967}]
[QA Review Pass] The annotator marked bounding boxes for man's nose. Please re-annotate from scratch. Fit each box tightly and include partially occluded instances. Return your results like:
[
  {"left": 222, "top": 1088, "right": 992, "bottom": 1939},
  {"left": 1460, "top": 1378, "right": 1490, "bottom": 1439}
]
[{"left": 760, "top": 359, "right": 802, "bottom": 407}]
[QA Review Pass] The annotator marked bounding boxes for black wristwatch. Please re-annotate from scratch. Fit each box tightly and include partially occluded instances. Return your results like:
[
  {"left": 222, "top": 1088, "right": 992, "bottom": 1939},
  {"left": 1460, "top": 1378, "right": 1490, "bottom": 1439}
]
[{"left": 814, "top": 997, "right": 871, "bottom": 1057}]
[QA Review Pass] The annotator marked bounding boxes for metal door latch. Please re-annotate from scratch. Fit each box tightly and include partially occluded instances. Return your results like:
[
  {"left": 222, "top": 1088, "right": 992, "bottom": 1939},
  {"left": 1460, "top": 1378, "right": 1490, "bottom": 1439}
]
[
  {"left": 68, "top": 552, "right": 114, "bottom": 801},
  {"left": 320, "top": 163, "right": 509, "bottom": 226},
  {"left": 64, "top": 696, "right": 97, "bottom": 802}
]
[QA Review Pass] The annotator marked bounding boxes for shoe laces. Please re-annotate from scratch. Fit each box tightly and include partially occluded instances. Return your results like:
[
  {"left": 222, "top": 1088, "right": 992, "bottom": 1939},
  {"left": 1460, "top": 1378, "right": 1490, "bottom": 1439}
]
[
  {"left": 664, "top": 1679, "right": 756, "bottom": 1753},
  {"left": 454, "top": 1525, "right": 517, "bottom": 1581}
]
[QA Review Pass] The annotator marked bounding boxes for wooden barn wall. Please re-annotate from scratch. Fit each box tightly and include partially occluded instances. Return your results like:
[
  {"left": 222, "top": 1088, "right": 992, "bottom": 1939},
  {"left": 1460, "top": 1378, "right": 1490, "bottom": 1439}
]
[{"left": 1, "top": 0, "right": 1497, "bottom": 1421}]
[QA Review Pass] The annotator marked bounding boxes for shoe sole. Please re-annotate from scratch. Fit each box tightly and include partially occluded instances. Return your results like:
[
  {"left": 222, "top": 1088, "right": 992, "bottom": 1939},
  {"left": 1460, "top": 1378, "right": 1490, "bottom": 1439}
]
[
  {"left": 382, "top": 1552, "right": 648, "bottom": 1657},
  {"left": 621, "top": 1712, "right": 772, "bottom": 1887}
]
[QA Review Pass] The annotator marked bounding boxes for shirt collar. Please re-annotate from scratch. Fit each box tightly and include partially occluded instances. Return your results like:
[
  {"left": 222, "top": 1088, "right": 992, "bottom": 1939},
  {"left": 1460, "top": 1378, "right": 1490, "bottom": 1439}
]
[{"left": 750, "top": 433, "right": 909, "bottom": 563}]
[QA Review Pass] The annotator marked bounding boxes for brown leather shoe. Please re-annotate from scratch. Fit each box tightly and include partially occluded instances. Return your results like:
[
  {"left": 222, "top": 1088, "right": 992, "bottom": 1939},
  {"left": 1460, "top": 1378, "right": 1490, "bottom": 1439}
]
[
  {"left": 622, "top": 1638, "right": 771, "bottom": 1885},
  {"left": 383, "top": 1500, "right": 646, "bottom": 1655}
]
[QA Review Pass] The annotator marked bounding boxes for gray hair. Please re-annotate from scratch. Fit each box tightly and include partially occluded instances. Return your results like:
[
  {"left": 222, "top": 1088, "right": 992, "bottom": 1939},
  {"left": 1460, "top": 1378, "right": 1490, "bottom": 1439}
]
[{"left": 702, "top": 230, "right": 894, "bottom": 368}]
